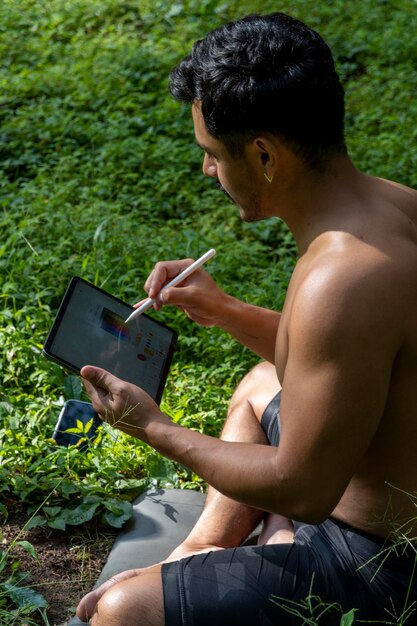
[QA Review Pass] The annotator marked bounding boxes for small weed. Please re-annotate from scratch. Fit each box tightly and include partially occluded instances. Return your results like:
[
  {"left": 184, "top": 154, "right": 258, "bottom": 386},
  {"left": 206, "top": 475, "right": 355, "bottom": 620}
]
[
  {"left": 0, "top": 529, "right": 48, "bottom": 622},
  {"left": 271, "top": 574, "right": 358, "bottom": 625}
]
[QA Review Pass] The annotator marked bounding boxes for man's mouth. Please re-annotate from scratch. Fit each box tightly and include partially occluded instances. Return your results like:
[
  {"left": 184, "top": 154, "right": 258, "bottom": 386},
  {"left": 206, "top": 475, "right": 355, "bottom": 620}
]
[{"left": 216, "top": 182, "right": 235, "bottom": 205}]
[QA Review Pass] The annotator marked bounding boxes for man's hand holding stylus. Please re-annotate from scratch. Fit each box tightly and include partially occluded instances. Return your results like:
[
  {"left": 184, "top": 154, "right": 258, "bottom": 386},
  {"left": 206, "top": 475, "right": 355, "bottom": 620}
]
[
  {"left": 135, "top": 256, "right": 281, "bottom": 363},
  {"left": 137, "top": 258, "right": 231, "bottom": 327}
]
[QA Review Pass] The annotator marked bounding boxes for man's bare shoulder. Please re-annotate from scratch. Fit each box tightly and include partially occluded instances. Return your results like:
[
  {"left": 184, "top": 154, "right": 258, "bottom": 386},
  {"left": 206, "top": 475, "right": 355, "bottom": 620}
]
[
  {"left": 288, "top": 232, "right": 413, "bottom": 350},
  {"left": 376, "top": 175, "right": 417, "bottom": 198},
  {"left": 292, "top": 173, "right": 417, "bottom": 318},
  {"left": 296, "top": 235, "right": 399, "bottom": 300},
  {"left": 280, "top": 172, "right": 417, "bottom": 368},
  {"left": 373, "top": 175, "right": 417, "bottom": 225}
]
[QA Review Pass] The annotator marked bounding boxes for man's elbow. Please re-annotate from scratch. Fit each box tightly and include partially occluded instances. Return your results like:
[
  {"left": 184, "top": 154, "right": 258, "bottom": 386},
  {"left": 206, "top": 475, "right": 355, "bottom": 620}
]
[
  {"left": 293, "top": 505, "right": 330, "bottom": 525},
  {"left": 273, "top": 493, "right": 337, "bottom": 525},
  {"left": 271, "top": 464, "right": 342, "bottom": 524}
]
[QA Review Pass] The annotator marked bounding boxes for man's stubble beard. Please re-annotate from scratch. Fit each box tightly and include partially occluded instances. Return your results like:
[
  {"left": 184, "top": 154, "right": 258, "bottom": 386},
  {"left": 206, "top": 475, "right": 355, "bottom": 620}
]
[{"left": 216, "top": 183, "right": 263, "bottom": 222}]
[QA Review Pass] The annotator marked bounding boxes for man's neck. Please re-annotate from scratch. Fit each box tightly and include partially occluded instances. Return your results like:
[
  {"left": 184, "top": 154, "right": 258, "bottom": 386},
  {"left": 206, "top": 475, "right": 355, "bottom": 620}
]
[{"left": 272, "top": 155, "right": 366, "bottom": 255}]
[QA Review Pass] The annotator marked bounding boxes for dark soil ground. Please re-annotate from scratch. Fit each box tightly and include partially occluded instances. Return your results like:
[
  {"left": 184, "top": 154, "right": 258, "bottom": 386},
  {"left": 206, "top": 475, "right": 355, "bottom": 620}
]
[{"left": 1, "top": 508, "right": 116, "bottom": 625}]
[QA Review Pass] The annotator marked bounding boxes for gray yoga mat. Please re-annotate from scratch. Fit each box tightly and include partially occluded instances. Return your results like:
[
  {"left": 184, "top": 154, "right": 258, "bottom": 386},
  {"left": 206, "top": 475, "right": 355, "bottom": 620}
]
[{"left": 68, "top": 488, "right": 206, "bottom": 625}]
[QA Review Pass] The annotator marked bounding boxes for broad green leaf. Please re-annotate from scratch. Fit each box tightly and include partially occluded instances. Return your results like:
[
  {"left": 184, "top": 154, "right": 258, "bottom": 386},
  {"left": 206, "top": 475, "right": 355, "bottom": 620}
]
[
  {"left": 60, "top": 482, "right": 80, "bottom": 496},
  {"left": 340, "top": 609, "right": 357, "bottom": 626},
  {"left": 104, "top": 498, "right": 132, "bottom": 516},
  {"left": 3, "top": 581, "right": 48, "bottom": 610},
  {"left": 48, "top": 516, "right": 66, "bottom": 531},
  {"left": 101, "top": 499, "right": 133, "bottom": 528},
  {"left": 16, "top": 541, "right": 39, "bottom": 562},
  {"left": 61, "top": 501, "right": 100, "bottom": 525},
  {"left": 101, "top": 507, "right": 132, "bottom": 528},
  {"left": 63, "top": 376, "right": 83, "bottom": 400},
  {"left": 44, "top": 506, "right": 61, "bottom": 517},
  {"left": 25, "top": 515, "right": 46, "bottom": 530},
  {"left": 114, "top": 478, "right": 148, "bottom": 491},
  {"left": 82, "top": 494, "right": 102, "bottom": 504}
]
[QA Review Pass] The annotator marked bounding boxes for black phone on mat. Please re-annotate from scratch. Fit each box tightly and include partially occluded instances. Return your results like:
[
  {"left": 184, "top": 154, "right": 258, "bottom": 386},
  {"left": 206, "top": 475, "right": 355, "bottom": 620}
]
[{"left": 52, "top": 400, "right": 102, "bottom": 449}]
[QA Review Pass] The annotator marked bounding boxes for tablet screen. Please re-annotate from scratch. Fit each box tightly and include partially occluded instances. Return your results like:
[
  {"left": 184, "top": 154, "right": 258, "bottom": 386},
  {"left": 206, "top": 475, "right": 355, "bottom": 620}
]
[{"left": 43, "top": 277, "right": 177, "bottom": 404}]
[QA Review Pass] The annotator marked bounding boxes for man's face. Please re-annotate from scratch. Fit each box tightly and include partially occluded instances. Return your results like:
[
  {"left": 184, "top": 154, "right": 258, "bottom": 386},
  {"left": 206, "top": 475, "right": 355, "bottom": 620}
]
[{"left": 191, "top": 103, "right": 267, "bottom": 222}]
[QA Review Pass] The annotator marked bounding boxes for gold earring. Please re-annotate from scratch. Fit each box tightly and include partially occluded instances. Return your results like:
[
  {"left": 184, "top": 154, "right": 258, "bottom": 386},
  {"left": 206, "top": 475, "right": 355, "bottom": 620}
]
[{"left": 264, "top": 172, "right": 273, "bottom": 183}]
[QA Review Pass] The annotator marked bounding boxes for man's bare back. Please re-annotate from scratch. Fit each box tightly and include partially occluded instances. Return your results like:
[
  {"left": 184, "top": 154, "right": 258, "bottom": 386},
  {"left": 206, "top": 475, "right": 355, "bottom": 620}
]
[{"left": 276, "top": 175, "right": 417, "bottom": 538}]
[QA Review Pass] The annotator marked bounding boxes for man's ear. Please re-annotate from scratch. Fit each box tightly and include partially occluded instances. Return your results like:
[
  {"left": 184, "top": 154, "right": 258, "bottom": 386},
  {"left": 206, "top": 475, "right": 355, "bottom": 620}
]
[{"left": 248, "top": 136, "right": 280, "bottom": 181}]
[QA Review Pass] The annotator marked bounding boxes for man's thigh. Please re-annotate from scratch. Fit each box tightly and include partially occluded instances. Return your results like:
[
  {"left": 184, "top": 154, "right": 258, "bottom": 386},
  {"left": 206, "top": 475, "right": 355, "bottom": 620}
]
[
  {"left": 160, "top": 518, "right": 415, "bottom": 626},
  {"left": 161, "top": 541, "right": 322, "bottom": 625}
]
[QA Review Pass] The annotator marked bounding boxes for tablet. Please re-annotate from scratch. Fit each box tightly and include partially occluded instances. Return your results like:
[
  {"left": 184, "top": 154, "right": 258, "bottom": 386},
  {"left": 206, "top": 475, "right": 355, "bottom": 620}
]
[{"left": 43, "top": 277, "right": 177, "bottom": 404}]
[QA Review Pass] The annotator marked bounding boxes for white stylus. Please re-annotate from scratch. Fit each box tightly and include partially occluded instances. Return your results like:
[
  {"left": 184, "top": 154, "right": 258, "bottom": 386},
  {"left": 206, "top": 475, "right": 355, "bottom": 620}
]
[{"left": 124, "top": 248, "right": 216, "bottom": 323}]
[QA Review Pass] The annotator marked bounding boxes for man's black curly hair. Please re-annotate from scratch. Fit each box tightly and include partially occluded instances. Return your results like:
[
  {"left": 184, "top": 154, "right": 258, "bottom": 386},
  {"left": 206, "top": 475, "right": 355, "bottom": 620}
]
[{"left": 169, "top": 13, "right": 347, "bottom": 169}]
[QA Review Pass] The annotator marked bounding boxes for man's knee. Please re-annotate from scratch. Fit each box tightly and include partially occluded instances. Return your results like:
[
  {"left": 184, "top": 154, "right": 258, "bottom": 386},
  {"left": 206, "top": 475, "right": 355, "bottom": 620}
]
[
  {"left": 231, "top": 361, "right": 281, "bottom": 422},
  {"left": 91, "top": 572, "right": 164, "bottom": 626},
  {"left": 246, "top": 360, "right": 278, "bottom": 385}
]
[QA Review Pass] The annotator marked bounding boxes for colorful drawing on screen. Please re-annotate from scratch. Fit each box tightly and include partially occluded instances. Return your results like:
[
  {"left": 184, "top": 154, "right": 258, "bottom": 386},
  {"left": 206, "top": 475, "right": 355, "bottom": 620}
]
[{"left": 100, "top": 308, "right": 130, "bottom": 340}]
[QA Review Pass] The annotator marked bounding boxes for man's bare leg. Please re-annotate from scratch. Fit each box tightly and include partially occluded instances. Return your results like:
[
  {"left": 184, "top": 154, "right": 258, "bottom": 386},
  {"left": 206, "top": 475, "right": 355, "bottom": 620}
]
[{"left": 168, "top": 360, "right": 293, "bottom": 560}]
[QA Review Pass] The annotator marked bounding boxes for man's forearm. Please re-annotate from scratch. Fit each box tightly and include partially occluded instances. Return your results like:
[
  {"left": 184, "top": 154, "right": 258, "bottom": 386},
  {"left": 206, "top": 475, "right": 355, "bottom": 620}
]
[
  {"left": 217, "top": 295, "right": 281, "bottom": 363},
  {"left": 147, "top": 419, "right": 273, "bottom": 503},
  {"left": 144, "top": 417, "right": 303, "bottom": 520}
]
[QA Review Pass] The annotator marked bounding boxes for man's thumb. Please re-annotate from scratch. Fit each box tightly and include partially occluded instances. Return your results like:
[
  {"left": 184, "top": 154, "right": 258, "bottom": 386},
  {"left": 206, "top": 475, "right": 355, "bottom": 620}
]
[{"left": 80, "top": 365, "right": 114, "bottom": 390}]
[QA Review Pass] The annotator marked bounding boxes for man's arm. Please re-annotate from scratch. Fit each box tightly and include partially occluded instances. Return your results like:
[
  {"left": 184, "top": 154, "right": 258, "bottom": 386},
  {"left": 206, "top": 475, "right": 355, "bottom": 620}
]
[{"left": 139, "top": 258, "right": 281, "bottom": 363}]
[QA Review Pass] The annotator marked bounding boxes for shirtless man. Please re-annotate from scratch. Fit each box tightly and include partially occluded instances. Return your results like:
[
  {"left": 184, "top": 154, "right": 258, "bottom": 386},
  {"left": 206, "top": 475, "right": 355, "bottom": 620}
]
[{"left": 76, "top": 13, "right": 417, "bottom": 626}]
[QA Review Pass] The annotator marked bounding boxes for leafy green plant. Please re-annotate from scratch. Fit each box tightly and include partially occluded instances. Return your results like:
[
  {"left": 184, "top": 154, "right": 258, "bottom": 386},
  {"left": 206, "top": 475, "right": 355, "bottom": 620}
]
[
  {"left": 0, "top": 533, "right": 48, "bottom": 623},
  {"left": 0, "top": 419, "right": 149, "bottom": 530}
]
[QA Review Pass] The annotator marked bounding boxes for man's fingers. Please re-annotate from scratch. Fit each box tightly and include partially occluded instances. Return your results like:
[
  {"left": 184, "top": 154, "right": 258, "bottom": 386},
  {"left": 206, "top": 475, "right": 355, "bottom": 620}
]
[
  {"left": 76, "top": 569, "right": 141, "bottom": 620},
  {"left": 77, "top": 574, "right": 122, "bottom": 618},
  {"left": 76, "top": 588, "right": 97, "bottom": 621},
  {"left": 145, "top": 259, "right": 194, "bottom": 299},
  {"left": 76, "top": 584, "right": 109, "bottom": 621},
  {"left": 160, "top": 284, "right": 197, "bottom": 306},
  {"left": 133, "top": 297, "right": 151, "bottom": 309}
]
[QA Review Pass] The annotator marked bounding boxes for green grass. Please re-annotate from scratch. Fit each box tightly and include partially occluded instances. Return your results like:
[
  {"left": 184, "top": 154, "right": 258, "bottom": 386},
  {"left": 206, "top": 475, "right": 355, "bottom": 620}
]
[{"left": 1, "top": 0, "right": 416, "bottom": 621}]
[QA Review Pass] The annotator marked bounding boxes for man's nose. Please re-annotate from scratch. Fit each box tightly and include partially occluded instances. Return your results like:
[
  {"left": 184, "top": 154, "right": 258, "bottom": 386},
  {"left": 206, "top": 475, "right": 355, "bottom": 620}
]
[{"left": 202, "top": 154, "right": 217, "bottom": 178}]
